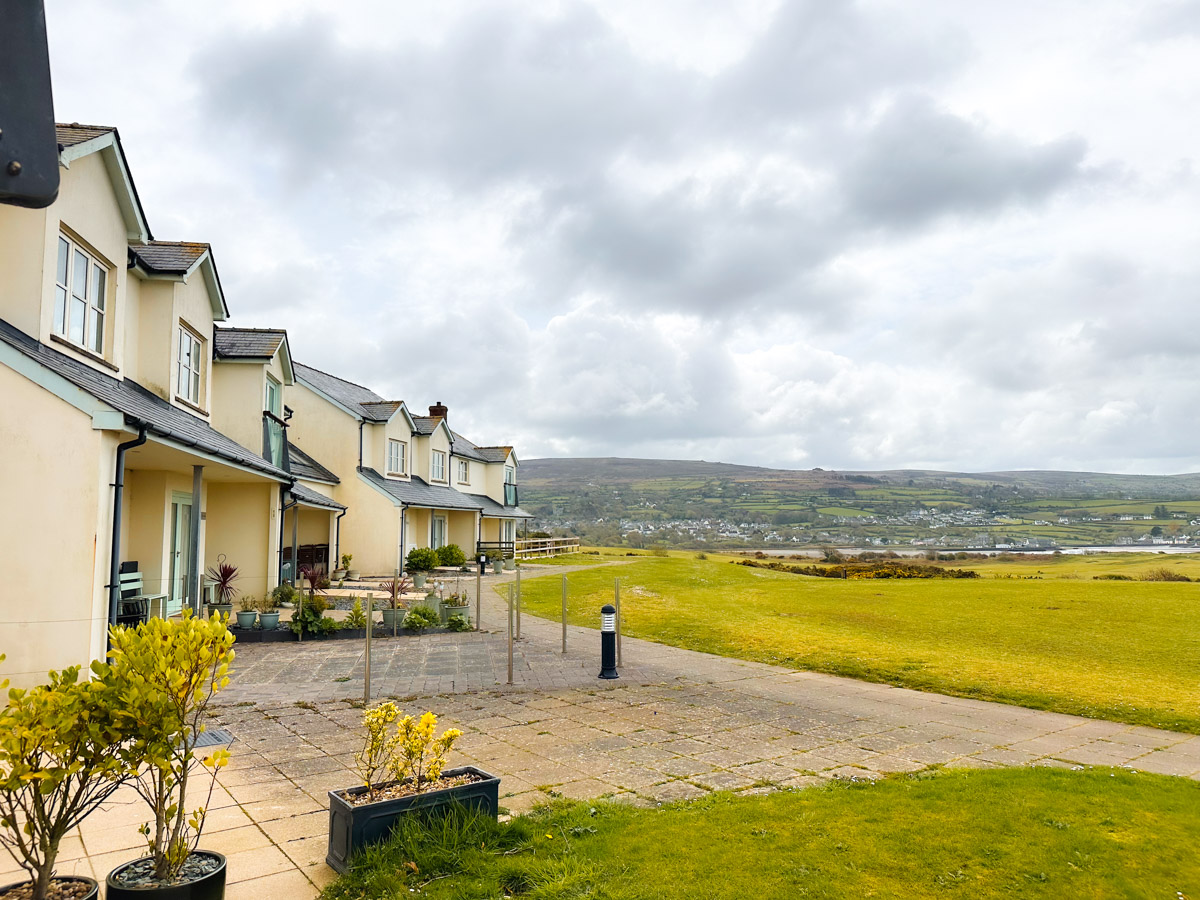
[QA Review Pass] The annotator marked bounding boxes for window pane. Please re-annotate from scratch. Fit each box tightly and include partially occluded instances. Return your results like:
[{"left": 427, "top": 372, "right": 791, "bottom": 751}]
[
  {"left": 88, "top": 310, "right": 102, "bottom": 353},
  {"left": 56, "top": 238, "right": 69, "bottom": 285},
  {"left": 192, "top": 367, "right": 201, "bottom": 403},
  {"left": 72, "top": 250, "right": 88, "bottom": 298},
  {"left": 54, "top": 286, "right": 67, "bottom": 333},
  {"left": 69, "top": 297, "right": 86, "bottom": 343},
  {"left": 92, "top": 267, "right": 106, "bottom": 311}
]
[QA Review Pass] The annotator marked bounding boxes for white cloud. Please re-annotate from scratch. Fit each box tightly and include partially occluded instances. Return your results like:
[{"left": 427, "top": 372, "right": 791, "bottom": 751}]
[{"left": 42, "top": 0, "right": 1200, "bottom": 474}]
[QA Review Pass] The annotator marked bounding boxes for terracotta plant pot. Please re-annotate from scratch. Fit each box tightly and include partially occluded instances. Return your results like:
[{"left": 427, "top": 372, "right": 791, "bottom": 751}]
[
  {"left": 107, "top": 850, "right": 226, "bottom": 900},
  {"left": 326, "top": 767, "right": 500, "bottom": 874},
  {"left": 0, "top": 875, "right": 98, "bottom": 900}
]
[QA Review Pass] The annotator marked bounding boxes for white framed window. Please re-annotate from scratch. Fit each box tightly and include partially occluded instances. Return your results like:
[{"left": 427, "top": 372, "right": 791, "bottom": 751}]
[
  {"left": 387, "top": 439, "right": 406, "bottom": 475},
  {"left": 431, "top": 450, "right": 447, "bottom": 481},
  {"left": 504, "top": 465, "right": 516, "bottom": 485},
  {"left": 54, "top": 234, "right": 107, "bottom": 355},
  {"left": 456, "top": 459, "right": 469, "bottom": 483},
  {"left": 177, "top": 325, "right": 203, "bottom": 405},
  {"left": 265, "top": 374, "right": 283, "bottom": 466}
]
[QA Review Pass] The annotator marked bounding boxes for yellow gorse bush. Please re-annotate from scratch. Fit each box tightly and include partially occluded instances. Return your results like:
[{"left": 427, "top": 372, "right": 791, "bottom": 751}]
[{"left": 354, "top": 705, "right": 462, "bottom": 802}]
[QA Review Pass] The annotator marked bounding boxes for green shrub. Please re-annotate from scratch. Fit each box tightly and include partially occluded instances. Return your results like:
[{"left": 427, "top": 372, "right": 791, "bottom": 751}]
[
  {"left": 343, "top": 598, "right": 368, "bottom": 629},
  {"left": 290, "top": 593, "right": 332, "bottom": 635},
  {"left": 270, "top": 582, "right": 298, "bottom": 605},
  {"left": 403, "top": 605, "right": 440, "bottom": 632},
  {"left": 1094, "top": 573, "right": 1133, "bottom": 581},
  {"left": 446, "top": 614, "right": 472, "bottom": 632},
  {"left": 1140, "top": 567, "right": 1191, "bottom": 582},
  {"left": 437, "top": 543, "right": 467, "bottom": 567},
  {"left": 649, "top": 546, "right": 669, "bottom": 557},
  {"left": 406, "top": 547, "right": 440, "bottom": 573}
]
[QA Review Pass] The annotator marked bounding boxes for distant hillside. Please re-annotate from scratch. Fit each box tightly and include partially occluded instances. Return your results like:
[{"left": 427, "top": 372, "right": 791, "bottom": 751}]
[{"left": 520, "top": 457, "right": 1200, "bottom": 549}]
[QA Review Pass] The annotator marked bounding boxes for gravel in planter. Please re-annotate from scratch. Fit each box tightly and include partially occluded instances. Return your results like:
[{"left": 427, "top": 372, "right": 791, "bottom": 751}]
[
  {"left": 338, "top": 771, "right": 484, "bottom": 806},
  {"left": 110, "top": 853, "right": 221, "bottom": 888}
]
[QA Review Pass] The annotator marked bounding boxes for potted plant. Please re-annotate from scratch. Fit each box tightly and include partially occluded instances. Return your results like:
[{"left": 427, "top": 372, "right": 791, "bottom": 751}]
[
  {"left": 104, "top": 613, "right": 234, "bottom": 899},
  {"left": 503, "top": 556, "right": 517, "bottom": 572},
  {"left": 270, "top": 582, "right": 297, "bottom": 609},
  {"left": 379, "top": 575, "right": 412, "bottom": 631},
  {"left": 405, "top": 547, "right": 439, "bottom": 589},
  {"left": 326, "top": 705, "right": 497, "bottom": 874},
  {"left": 256, "top": 594, "right": 280, "bottom": 630},
  {"left": 343, "top": 553, "right": 360, "bottom": 581},
  {"left": 205, "top": 557, "right": 238, "bottom": 619},
  {"left": 332, "top": 553, "right": 348, "bottom": 581},
  {"left": 235, "top": 595, "right": 258, "bottom": 629},
  {"left": 440, "top": 592, "right": 470, "bottom": 626},
  {"left": 0, "top": 658, "right": 128, "bottom": 900},
  {"left": 487, "top": 549, "right": 503, "bottom": 575}
]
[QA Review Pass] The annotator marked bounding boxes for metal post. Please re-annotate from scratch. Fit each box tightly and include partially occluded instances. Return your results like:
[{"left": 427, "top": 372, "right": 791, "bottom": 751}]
[
  {"left": 364, "top": 594, "right": 372, "bottom": 704},
  {"left": 506, "top": 584, "right": 514, "bottom": 685},
  {"left": 561, "top": 574, "right": 568, "bottom": 653},
  {"left": 515, "top": 564, "right": 522, "bottom": 640},
  {"left": 614, "top": 577, "right": 622, "bottom": 667},
  {"left": 475, "top": 567, "right": 482, "bottom": 631},
  {"left": 296, "top": 574, "right": 304, "bottom": 643},
  {"left": 188, "top": 465, "right": 203, "bottom": 616}
]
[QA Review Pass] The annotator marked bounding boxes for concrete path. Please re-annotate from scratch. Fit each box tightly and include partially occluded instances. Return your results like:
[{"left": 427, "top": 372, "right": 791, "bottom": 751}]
[{"left": 11, "top": 563, "right": 1198, "bottom": 898}]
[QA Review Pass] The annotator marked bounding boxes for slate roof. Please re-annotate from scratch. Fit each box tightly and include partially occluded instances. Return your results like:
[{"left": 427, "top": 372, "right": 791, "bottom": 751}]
[
  {"left": 129, "top": 241, "right": 210, "bottom": 275},
  {"left": 410, "top": 416, "right": 438, "bottom": 435},
  {"left": 289, "top": 481, "right": 346, "bottom": 510},
  {"left": 450, "top": 432, "right": 488, "bottom": 463},
  {"left": 56, "top": 123, "right": 115, "bottom": 148},
  {"left": 288, "top": 444, "right": 339, "bottom": 484},
  {"left": 360, "top": 401, "right": 405, "bottom": 421},
  {"left": 359, "top": 468, "right": 485, "bottom": 512},
  {"left": 475, "top": 446, "right": 513, "bottom": 463},
  {"left": 213, "top": 327, "right": 286, "bottom": 360},
  {"left": 468, "top": 492, "right": 533, "bottom": 519},
  {"left": 0, "top": 319, "right": 290, "bottom": 481},
  {"left": 294, "top": 362, "right": 403, "bottom": 422}
]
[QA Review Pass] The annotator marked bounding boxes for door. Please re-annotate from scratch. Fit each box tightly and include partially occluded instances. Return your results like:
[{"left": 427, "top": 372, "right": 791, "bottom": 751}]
[
  {"left": 265, "top": 375, "right": 283, "bottom": 466},
  {"left": 432, "top": 515, "right": 448, "bottom": 550},
  {"left": 168, "top": 498, "right": 192, "bottom": 615}
]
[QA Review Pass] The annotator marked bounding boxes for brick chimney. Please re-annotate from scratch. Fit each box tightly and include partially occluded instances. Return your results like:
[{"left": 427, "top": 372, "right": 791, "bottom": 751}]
[{"left": 429, "top": 401, "right": 448, "bottom": 419}]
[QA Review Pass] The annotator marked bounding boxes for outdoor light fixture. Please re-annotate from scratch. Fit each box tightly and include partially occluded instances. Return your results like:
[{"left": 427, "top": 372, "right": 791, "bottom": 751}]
[{"left": 599, "top": 604, "right": 618, "bottom": 679}]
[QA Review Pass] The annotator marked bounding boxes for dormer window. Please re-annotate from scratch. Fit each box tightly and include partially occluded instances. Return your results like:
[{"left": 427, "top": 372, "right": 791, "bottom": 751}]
[
  {"left": 456, "top": 459, "right": 469, "bottom": 483},
  {"left": 387, "top": 439, "right": 406, "bottom": 476},
  {"left": 431, "top": 450, "right": 447, "bottom": 482},
  {"left": 54, "top": 234, "right": 108, "bottom": 355},
  {"left": 177, "top": 325, "right": 204, "bottom": 407}
]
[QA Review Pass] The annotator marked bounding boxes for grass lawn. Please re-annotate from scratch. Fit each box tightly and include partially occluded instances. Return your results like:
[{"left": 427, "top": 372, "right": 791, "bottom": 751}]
[
  {"left": 515, "top": 556, "right": 1200, "bottom": 733},
  {"left": 322, "top": 768, "right": 1200, "bottom": 899}
]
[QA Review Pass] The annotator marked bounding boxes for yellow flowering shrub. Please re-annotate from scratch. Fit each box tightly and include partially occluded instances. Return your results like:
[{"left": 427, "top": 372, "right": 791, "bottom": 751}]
[{"left": 354, "top": 705, "right": 463, "bottom": 800}]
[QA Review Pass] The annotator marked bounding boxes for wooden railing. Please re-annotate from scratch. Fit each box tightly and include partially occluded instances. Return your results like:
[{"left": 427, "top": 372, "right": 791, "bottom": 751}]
[{"left": 515, "top": 537, "right": 580, "bottom": 559}]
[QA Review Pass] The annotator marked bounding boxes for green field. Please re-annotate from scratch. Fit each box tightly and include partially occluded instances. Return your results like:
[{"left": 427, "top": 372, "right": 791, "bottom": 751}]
[
  {"left": 324, "top": 768, "right": 1200, "bottom": 899},
  {"left": 516, "top": 554, "right": 1200, "bottom": 733}
]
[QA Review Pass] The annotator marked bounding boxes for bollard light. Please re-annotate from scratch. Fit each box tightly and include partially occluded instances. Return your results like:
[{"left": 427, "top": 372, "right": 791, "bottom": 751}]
[{"left": 599, "top": 604, "right": 619, "bottom": 679}]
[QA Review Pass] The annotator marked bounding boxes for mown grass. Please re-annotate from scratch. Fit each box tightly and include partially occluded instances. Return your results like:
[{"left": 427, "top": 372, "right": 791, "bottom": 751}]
[
  {"left": 322, "top": 768, "right": 1200, "bottom": 899},
  {"left": 516, "top": 556, "right": 1200, "bottom": 733}
]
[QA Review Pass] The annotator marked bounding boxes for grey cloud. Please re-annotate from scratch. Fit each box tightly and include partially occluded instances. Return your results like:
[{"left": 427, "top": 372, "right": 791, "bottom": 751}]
[{"left": 841, "top": 96, "right": 1089, "bottom": 226}]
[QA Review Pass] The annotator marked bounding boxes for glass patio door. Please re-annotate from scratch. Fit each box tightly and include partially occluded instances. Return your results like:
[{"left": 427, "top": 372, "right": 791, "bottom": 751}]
[
  {"left": 168, "top": 497, "right": 192, "bottom": 615},
  {"left": 432, "top": 515, "right": 448, "bottom": 549}
]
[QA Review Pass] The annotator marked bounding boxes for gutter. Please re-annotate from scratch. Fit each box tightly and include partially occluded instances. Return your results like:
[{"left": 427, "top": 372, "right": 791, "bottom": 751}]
[{"left": 108, "top": 422, "right": 148, "bottom": 642}]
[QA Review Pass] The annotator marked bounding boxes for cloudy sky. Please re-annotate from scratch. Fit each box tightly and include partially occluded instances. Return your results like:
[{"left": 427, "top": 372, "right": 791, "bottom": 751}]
[{"left": 46, "top": 0, "right": 1200, "bottom": 474}]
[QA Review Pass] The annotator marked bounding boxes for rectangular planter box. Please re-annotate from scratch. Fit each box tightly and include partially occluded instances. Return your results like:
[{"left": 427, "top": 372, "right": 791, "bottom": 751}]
[
  {"left": 326, "top": 766, "right": 499, "bottom": 874},
  {"left": 227, "top": 626, "right": 295, "bottom": 643}
]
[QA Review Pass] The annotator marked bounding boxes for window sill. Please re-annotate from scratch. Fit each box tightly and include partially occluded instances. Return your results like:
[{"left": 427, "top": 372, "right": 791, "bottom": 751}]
[
  {"left": 49, "top": 333, "right": 119, "bottom": 372},
  {"left": 386, "top": 471, "right": 407, "bottom": 478},
  {"left": 174, "top": 395, "right": 209, "bottom": 416}
]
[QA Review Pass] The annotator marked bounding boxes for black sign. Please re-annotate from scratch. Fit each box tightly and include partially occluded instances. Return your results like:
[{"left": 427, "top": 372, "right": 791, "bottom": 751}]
[{"left": 0, "top": 0, "right": 59, "bottom": 209}]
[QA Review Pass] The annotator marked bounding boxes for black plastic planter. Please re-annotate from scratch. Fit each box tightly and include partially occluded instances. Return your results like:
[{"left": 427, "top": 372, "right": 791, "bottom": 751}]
[
  {"left": 326, "top": 766, "right": 500, "bottom": 874},
  {"left": 106, "top": 851, "right": 226, "bottom": 900},
  {"left": 0, "top": 875, "right": 98, "bottom": 899}
]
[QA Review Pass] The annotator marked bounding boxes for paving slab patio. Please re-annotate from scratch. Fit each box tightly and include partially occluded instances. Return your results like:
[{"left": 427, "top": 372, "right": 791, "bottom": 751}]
[{"left": 7, "top": 565, "right": 1197, "bottom": 898}]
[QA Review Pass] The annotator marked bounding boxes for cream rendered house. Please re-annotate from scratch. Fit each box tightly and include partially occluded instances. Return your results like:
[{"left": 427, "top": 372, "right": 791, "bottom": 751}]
[
  {"left": 0, "top": 125, "right": 291, "bottom": 685},
  {"left": 286, "top": 365, "right": 530, "bottom": 576}
]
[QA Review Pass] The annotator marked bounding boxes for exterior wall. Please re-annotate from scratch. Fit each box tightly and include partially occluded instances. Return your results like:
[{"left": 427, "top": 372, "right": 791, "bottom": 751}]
[
  {"left": 343, "top": 483, "right": 400, "bottom": 575},
  {"left": 133, "top": 280, "right": 175, "bottom": 401},
  {"left": 205, "top": 482, "right": 279, "bottom": 602},
  {"left": 0, "top": 365, "right": 117, "bottom": 687},
  {"left": 404, "top": 507, "right": 431, "bottom": 562},
  {"left": 379, "top": 416, "right": 413, "bottom": 479},
  {"left": 123, "top": 468, "right": 211, "bottom": 606},
  {"left": 411, "top": 434, "right": 430, "bottom": 482},
  {"left": 0, "top": 204, "right": 47, "bottom": 336},
  {"left": 448, "top": 511, "right": 478, "bottom": 555},
  {"left": 284, "top": 383, "right": 360, "bottom": 479},
  {"left": 451, "top": 454, "right": 484, "bottom": 494},
  {"left": 480, "top": 517, "right": 501, "bottom": 544},
  {"left": 483, "top": 460, "right": 508, "bottom": 504},
  {"left": 167, "top": 278, "right": 217, "bottom": 418},
  {"left": 211, "top": 361, "right": 268, "bottom": 456}
]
